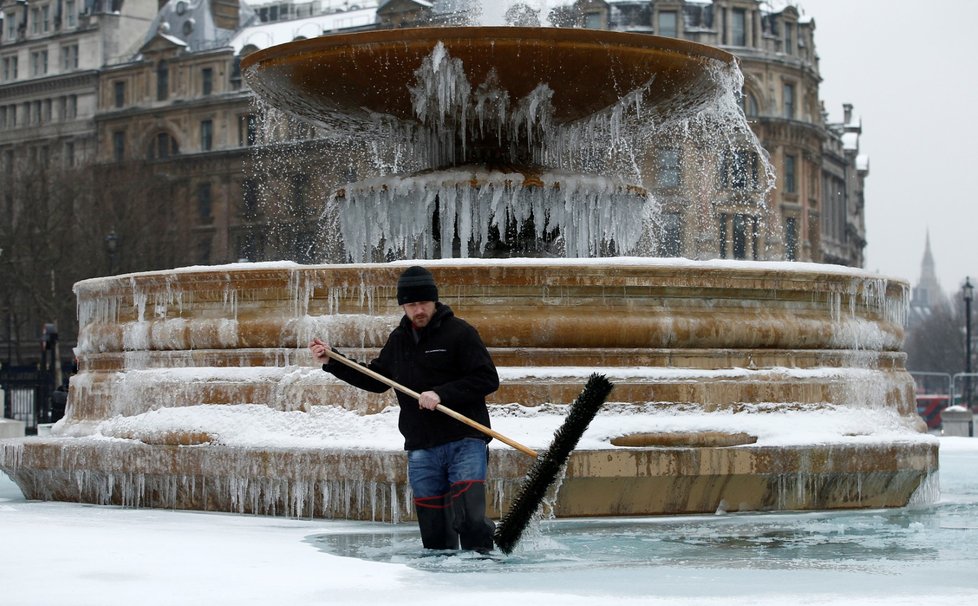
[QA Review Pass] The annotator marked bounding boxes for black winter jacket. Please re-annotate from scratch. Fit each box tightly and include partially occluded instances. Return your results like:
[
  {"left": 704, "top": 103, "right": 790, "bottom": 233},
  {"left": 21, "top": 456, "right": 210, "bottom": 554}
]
[{"left": 324, "top": 303, "right": 499, "bottom": 451}]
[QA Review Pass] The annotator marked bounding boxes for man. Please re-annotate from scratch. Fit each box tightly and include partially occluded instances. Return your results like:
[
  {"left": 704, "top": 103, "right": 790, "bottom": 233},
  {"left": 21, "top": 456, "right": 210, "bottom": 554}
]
[{"left": 308, "top": 265, "right": 499, "bottom": 552}]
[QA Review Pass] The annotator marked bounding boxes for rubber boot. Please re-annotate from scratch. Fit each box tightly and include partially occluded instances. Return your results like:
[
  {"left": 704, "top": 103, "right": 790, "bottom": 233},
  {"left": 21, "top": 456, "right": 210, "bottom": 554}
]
[
  {"left": 450, "top": 481, "right": 495, "bottom": 553},
  {"left": 415, "top": 499, "right": 459, "bottom": 550}
]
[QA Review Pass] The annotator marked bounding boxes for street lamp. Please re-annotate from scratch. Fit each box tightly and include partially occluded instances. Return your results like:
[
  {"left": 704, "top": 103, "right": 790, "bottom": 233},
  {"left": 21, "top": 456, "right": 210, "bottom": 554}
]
[
  {"left": 104, "top": 230, "right": 118, "bottom": 274},
  {"left": 964, "top": 277, "right": 974, "bottom": 410}
]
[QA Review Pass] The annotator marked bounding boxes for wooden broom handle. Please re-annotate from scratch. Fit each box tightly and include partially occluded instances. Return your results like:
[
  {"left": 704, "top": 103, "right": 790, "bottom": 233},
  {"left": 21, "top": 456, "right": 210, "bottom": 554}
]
[{"left": 322, "top": 348, "right": 538, "bottom": 458}]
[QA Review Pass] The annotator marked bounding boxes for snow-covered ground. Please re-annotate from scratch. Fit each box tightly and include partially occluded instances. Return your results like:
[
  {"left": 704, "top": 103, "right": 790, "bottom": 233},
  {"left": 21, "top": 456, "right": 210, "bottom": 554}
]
[{"left": 2, "top": 438, "right": 976, "bottom": 605}]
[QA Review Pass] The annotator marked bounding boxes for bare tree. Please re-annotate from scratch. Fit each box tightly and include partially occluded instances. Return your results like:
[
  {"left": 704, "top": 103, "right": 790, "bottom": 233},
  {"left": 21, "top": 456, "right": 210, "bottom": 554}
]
[
  {"left": 505, "top": 2, "right": 541, "bottom": 27},
  {"left": 0, "top": 152, "right": 186, "bottom": 363},
  {"left": 548, "top": 3, "right": 583, "bottom": 27},
  {"left": 905, "top": 295, "right": 967, "bottom": 374}
]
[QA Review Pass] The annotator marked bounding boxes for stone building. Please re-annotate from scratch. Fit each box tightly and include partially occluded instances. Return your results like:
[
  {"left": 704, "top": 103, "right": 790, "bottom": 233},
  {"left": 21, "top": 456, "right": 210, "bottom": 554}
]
[
  {"left": 0, "top": 0, "right": 869, "bottom": 360},
  {"left": 0, "top": 0, "right": 159, "bottom": 364}
]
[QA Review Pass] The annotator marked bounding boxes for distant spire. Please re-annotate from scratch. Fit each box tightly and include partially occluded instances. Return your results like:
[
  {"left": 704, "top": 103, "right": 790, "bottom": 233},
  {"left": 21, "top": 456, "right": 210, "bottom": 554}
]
[{"left": 912, "top": 229, "right": 942, "bottom": 308}]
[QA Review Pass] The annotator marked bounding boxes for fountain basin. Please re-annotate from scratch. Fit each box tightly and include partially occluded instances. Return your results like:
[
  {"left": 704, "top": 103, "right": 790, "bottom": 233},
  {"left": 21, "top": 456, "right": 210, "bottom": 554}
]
[{"left": 0, "top": 259, "right": 937, "bottom": 520}]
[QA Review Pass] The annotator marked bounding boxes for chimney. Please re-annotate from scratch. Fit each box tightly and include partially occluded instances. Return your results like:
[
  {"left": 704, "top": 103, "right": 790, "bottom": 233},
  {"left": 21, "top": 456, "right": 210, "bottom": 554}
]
[
  {"left": 211, "top": 0, "right": 240, "bottom": 30},
  {"left": 843, "top": 103, "right": 853, "bottom": 125}
]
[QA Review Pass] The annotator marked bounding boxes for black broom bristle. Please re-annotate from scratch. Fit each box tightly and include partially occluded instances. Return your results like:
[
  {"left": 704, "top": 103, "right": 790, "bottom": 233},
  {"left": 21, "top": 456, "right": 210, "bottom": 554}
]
[{"left": 493, "top": 373, "right": 614, "bottom": 554}]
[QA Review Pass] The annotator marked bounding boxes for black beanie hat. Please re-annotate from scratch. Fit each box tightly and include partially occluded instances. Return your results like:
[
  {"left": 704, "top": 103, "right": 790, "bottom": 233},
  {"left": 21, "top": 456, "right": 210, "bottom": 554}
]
[{"left": 396, "top": 266, "right": 438, "bottom": 305}]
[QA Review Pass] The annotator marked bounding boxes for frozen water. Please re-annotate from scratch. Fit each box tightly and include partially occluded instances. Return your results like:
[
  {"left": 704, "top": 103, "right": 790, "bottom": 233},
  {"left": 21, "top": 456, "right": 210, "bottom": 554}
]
[
  {"left": 1, "top": 439, "right": 975, "bottom": 605},
  {"left": 251, "top": 36, "right": 777, "bottom": 263}
]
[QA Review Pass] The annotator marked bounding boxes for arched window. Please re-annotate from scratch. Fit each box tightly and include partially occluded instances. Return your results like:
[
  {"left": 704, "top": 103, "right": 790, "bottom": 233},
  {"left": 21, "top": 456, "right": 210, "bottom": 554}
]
[
  {"left": 743, "top": 91, "right": 759, "bottom": 117},
  {"left": 149, "top": 132, "right": 179, "bottom": 160}
]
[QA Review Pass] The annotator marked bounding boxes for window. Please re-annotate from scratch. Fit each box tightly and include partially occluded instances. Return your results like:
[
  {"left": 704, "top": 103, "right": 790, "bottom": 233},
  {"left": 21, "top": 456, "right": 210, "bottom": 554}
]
[
  {"left": 151, "top": 132, "right": 178, "bottom": 159},
  {"left": 657, "top": 149, "right": 680, "bottom": 188},
  {"left": 61, "top": 44, "right": 79, "bottom": 70},
  {"left": 42, "top": 98, "right": 51, "bottom": 123},
  {"left": 721, "top": 149, "right": 759, "bottom": 190},
  {"left": 156, "top": 60, "right": 169, "bottom": 101},
  {"left": 584, "top": 12, "right": 602, "bottom": 29},
  {"left": 197, "top": 182, "right": 213, "bottom": 223},
  {"left": 3, "top": 11, "right": 17, "bottom": 42},
  {"left": 31, "top": 49, "right": 48, "bottom": 76},
  {"left": 658, "top": 212, "right": 682, "bottom": 257},
  {"left": 200, "top": 119, "right": 213, "bottom": 151},
  {"left": 784, "top": 154, "right": 796, "bottom": 194},
  {"left": 5, "top": 11, "right": 17, "bottom": 40},
  {"left": 784, "top": 23, "right": 794, "bottom": 55},
  {"left": 31, "top": 7, "right": 41, "bottom": 34},
  {"left": 112, "top": 130, "right": 125, "bottom": 162},
  {"left": 41, "top": 4, "right": 50, "bottom": 33},
  {"left": 197, "top": 236, "right": 212, "bottom": 264},
  {"left": 65, "top": 0, "right": 77, "bottom": 27},
  {"left": 785, "top": 217, "right": 798, "bottom": 261},
  {"left": 202, "top": 67, "right": 213, "bottom": 95},
  {"left": 783, "top": 82, "right": 795, "bottom": 119},
  {"left": 743, "top": 92, "right": 758, "bottom": 117},
  {"left": 238, "top": 114, "right": 257, "bottom": 146},
  {"left": 65, "top": 94, "right": 77, "bottom": 119},
  {"left": 657, "top": 11, "right": 677, "bottom": 38},
  {"left": 242, "top": 178, "right": 259, "bottom": 219},
  {"left": 731, "top": 8, "right": 746, "bottom": 47},
  {"left": 731, "top": 214, "right": 758, "bottom": 260},
  {"left": 1, "top": 55, "right": 17, "bottom": 81},
  {"left": 65, "top": 141, "right": 75, "bottom": 167},
  {"left": 236, "top": 230, "right": 266, "bottom": 262},
  {"left": 290, "top": 173, "right": 309, "bottom": 215},
  {"left": 113, "top": 81, "right": 125, "bottom": 108},
  {"left": 718, "top": 214, "right": 727, "bottom": 259}
]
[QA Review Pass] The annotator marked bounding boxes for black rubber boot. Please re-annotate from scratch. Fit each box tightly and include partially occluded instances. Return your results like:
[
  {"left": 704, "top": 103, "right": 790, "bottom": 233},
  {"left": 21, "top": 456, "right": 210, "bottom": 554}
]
[
  {"left": 450, "top": 481, "right": 495, "bottom": 553},
  {"left": 415, "top": 499, "right": 459, "bottom": 550}
]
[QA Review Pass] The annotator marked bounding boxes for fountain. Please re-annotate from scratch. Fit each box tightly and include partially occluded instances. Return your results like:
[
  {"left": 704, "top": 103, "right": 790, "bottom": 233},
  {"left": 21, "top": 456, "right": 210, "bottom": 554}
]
[{"left": 0, "top": 26, "right": 936, "bottom": 521}]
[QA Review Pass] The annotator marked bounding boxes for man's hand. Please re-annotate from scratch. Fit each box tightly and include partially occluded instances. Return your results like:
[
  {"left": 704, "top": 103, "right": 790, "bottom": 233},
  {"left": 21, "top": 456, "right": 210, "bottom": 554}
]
[
  {"left": 308, "top": 338, "right": 332, "bottom": 364},
  {"left": 418, "top": 390, "right": 441, "bottom": 411}
]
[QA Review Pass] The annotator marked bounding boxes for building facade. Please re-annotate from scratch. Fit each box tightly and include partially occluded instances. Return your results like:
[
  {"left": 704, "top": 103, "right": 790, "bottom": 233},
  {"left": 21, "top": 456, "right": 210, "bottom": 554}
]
[{"left": 0, "top": 0, "right": 869, "bottom": 361}]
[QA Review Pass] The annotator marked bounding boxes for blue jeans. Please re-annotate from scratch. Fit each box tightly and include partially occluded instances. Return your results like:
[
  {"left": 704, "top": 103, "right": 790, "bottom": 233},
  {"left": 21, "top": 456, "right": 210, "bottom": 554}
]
[
  {"left": 408, "top": 437, "right": 487, "bottom": 500},
  {"left": 408, "top": 438, "right": 494, "bottom": 551}
]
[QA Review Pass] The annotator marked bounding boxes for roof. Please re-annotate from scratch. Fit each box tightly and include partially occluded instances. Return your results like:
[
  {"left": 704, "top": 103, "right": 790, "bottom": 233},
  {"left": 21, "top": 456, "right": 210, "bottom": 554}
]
[{"left": 229, "top": 7, "right": 377, "bottom": 53}]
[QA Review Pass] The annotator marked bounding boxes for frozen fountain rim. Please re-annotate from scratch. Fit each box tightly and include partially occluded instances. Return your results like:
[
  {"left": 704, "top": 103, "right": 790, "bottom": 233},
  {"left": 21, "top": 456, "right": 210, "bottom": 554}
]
[
  {"left": 74, "top": 258, "right": 909, "bottom": 295},
  {"left": 240, "top": 26, "right": 736, "bottom": 126}
]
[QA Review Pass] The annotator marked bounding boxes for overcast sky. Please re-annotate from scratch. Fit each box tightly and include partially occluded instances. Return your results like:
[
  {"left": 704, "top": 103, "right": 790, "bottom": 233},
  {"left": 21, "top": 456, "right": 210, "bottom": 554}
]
[{"left": 796, "top": 0, "right": 978, "bottom": 297}]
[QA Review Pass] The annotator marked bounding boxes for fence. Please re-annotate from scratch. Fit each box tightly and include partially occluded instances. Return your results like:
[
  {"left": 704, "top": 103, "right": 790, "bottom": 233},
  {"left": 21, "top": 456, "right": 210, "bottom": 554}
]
[{"left": 1, "top": 366, "right": 49, "bottom": 435}]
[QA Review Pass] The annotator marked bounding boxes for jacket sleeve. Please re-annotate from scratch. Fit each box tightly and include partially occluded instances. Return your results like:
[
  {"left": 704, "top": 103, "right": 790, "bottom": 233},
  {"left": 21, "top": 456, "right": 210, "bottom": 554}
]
[
  {"left": 322, "top": 348, "right": 393, "bottom": 394},
  {"left": 432, "top": 324, "right": 499, "bottom": 407}
]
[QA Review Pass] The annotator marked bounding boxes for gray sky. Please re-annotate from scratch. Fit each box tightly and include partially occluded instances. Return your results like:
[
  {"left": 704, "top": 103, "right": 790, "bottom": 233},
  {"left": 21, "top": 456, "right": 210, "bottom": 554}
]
[{"left": 797, "top": 0, "right": 978, "bottom": 298}]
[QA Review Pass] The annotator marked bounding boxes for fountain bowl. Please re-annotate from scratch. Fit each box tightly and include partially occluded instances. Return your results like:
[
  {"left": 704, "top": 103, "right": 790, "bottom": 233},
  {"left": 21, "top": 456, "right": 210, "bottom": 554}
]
[{"left": 241, "top": 26, "right": 735, "bottom": 129}]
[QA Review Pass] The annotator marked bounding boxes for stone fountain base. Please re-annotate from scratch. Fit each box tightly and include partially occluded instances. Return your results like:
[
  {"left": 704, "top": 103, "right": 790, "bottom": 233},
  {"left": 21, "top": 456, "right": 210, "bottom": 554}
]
[
  {"left": 1, "top": 437, "right": 936, "bottom": 521},
  {"left": 0, "top": 259, "right": 939, "bottom": 519}
]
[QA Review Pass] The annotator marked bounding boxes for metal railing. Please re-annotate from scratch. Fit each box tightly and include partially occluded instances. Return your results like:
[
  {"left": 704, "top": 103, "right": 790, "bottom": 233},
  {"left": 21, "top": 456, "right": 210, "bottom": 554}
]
[{"left": 1, "top": 366, "right": 47, "bottom": 434}]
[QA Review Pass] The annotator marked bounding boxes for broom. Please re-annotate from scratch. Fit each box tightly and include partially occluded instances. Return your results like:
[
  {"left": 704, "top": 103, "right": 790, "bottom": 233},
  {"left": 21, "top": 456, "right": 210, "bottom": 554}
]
[{"left": 493, "top": 373, "right": 614, "bottom": 554}]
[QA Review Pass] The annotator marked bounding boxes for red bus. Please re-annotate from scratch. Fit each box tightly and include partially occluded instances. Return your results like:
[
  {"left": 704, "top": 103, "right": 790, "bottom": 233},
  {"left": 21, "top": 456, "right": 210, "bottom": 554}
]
[{"left": 916, "top": 394, "right": 950, "bottom": 429}]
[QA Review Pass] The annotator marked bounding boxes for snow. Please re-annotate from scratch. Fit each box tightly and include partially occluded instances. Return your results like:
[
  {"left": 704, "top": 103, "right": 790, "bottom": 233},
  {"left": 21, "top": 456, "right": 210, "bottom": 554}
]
[
  {"left": 229, "top": 7, "right": 379, "bottom": 53},
  {"left": 72, "top": 255, "right": 909, "bottom": 284},
  {"left": 1, "top": 438, "right": 976, "bottom": 605},
  {"left": 70, "top": 388, "right": 936, "bottom": 450}
]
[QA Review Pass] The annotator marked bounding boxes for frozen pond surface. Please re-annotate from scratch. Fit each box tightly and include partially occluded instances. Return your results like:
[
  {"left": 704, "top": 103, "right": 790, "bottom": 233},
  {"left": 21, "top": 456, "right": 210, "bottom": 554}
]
[{"left": 2, "top": 438, "right": 976, "bottom": 605}]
